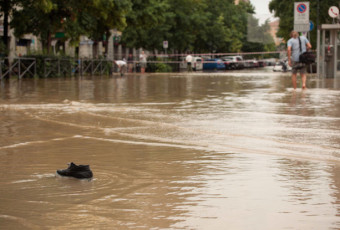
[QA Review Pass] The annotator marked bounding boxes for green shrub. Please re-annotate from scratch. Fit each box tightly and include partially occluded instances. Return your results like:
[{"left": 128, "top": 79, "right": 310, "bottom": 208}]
[
  {"left": 24, "top": 52, "right": 75, "bottom": 78},
  {"left": 147, "top": 57, "right": 173, "bottom": 72}
]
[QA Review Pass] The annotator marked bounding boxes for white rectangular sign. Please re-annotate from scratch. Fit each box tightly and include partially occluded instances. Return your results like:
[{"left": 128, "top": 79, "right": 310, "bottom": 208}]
[
  {"left": 294, "top": 2, "right": 309, "bottom": 24},
  {"left": 163, "top": 40, "right": 168, "bottom": 49},
  {"left": 294, "top": 23, "right": 310, "bottom": 32}
]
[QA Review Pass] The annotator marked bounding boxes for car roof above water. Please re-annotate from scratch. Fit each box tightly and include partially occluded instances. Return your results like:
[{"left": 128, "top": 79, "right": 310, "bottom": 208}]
[{"left": 222, "top": 56, "right": 243, "bottom": 60}]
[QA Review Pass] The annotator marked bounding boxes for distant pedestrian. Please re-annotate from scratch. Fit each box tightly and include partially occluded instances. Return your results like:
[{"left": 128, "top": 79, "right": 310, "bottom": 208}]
[
  {"left": 287, "top": 30, "right": 312, "bottom": 89},
  {"left": 115, "top": 59, "right": 127, "bottom": 77},
  {"left": 139, "top": 51, "right": 147, "bottom": 74},
  {"left": 127, "top": 53, "right": 134, "bottom": 73},
  {"left": 185, "top": 53, "right": 193, "bottom": 72}
]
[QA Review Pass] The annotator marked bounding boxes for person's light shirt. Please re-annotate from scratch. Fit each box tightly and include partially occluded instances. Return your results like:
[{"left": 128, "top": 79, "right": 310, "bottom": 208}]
[
  {"left": 287, "top": 36, "right": 309, "bottom": 62},
  {"left": 186, "top": 55, "right": 193, "bottom": 63},
  {"left": 115, "top": 60, "right": 126, "bottom": 66}
]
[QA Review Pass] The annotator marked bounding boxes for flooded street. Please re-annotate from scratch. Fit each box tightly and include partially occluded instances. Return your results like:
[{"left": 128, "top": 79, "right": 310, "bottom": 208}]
[{"left": 1, "top": 70, "right": 340, "bottom": 229}]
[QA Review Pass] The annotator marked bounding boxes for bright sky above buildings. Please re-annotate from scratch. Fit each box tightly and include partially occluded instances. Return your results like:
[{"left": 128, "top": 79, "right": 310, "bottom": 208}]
[{"left": 250, "top": 0, "right": 276, "bottom": 24}]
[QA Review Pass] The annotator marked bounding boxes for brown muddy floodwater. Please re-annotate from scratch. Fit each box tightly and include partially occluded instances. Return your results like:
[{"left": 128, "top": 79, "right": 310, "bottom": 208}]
[{"left": 1, "top": 69, "right": 340, "bottom": 229}]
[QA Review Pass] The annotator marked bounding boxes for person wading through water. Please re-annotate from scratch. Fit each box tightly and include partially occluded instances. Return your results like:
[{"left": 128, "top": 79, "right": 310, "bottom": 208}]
[{"left": 287, "top": 30, "right": 312, "bottom": 90}]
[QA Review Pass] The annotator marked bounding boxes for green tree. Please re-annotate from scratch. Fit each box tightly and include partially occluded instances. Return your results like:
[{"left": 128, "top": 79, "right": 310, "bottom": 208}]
[
  {"left": 229, "top": 1, "right": 255, "bottom": 53},
  {"left": 0, "top": 0, "right": 53, "bottom": 51},
  {"left": 191, "top": 0, "right": 254, "bottom": 53},
  {"left": 121, "top": 0, "right": 173, "bottom": 51},
  {"left": 191, "top": 0, "right": 246, "bottom": 53},
  {"left": 0, "top": 0, "right": 15, "bottom": 50},
  {"left": 84, "top": 0, "right": 131, "bottom": 55},
  {"left": 11, "top": 0, "right": 78, "bottom": 52},
  {"left": 7, "top": 0, "right": 274, "bottom": 57},
  {"left": 122, "top": 0, "right": 256, "bottom": 54},
  {"left": 10, "top": 0, "right": 131, "bottom": 54},
  {"left": 167, "top": 0, "right": 208, "bottom": 52}
]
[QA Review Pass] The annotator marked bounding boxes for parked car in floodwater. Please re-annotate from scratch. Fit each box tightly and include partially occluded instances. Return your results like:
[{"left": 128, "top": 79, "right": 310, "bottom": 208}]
[
  {"left": 179, "top": 57, "right": 203, "bottom": 71},
  {"left": 222, "top": 56, "right": 244, "bottom": 70},
  {"left": 203, "top": 58, "right": 226, "bottom": 70},
  {"left": 244, "top": 59, "right": 259, "bottom": 68},
  {"left": 273, "top": 61, "right": 291, "bottom": 72},
  {"left": 192, "top": 57, "right": 203, "bottom": 71}
]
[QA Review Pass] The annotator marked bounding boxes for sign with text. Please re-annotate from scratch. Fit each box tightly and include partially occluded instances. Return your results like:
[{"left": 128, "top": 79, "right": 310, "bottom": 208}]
[
  {"left": 294, "top": 2, "right": 309, "bottom": 23},
  {"left": 294, "top": 24, "right": 310, "bottom": 32},
  {"left": 294, "top": 2, "right": 309, "bottom": 32}
]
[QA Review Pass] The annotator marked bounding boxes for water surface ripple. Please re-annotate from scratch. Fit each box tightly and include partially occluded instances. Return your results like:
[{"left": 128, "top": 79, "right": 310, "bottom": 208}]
[{"left": 1, "top": 71, "right": 340, "bottom": 229}]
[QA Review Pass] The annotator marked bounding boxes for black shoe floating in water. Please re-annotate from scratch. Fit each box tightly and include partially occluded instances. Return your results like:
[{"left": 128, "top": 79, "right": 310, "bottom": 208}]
[{"left": 57, "top": 162, "right": 93, "bottom": 179}]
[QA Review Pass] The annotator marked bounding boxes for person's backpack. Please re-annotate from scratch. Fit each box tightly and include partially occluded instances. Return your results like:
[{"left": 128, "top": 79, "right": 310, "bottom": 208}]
[{"left": 298, "top": 37, "right": 316, "bottom": 64}]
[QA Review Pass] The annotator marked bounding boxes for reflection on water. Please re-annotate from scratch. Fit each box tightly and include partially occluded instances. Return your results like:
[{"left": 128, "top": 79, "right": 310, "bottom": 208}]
[{"left": 1, "top": 71, "right": 340, "bottom": 229}]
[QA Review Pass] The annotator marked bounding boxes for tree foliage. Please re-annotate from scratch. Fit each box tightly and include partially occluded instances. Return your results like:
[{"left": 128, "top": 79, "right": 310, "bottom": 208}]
[
  {"left": 0, "top": 0, "right": 23, "bottom": 48},
  {"left": 121, "top": 0, "right": 274, "bottom": 54},
  {"left": 121, "top": 0, "right": 173, "bottom": 51},
  {"left": 4, "top": 0, "right": 276, "bottom": 54},
  {"left": 10, "top": 0, "right": 131, "bottom": 52}
]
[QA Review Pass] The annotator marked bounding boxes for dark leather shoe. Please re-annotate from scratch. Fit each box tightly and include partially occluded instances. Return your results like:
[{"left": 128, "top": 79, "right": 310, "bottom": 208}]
[{"left": 57, "top": 162, "right": 93, "bottom": 179}]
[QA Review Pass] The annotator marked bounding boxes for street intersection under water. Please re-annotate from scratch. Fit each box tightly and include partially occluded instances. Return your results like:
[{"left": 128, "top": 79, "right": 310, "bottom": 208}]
[{"left": 1, "top": 69, "right": 340, "bottom": 229}]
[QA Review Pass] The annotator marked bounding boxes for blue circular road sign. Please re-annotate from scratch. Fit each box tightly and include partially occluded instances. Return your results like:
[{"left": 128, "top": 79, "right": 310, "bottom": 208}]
[
  {"left": 297, "top": 3, "right": 307, "bottom": 13},
  {"left": 309, "top": 21, "right": 314, "bottom": 31}
]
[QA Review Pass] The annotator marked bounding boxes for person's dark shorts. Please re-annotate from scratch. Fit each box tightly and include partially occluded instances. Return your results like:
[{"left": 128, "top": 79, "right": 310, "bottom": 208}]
[
  {"left": 292, "top": 61, "right": 306, "bottom": 74},
  {"left": 140, "top": 61, "right": 147, "bottom": 68}
]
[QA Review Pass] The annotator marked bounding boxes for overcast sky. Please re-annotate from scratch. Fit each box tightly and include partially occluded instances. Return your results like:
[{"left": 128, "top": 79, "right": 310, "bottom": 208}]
[{"left": 250, "top": 0, "right": 276, "bottom": 24}]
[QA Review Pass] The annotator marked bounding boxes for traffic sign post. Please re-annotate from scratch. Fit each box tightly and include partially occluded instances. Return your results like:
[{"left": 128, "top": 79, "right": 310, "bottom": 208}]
[{"left": 294, "top": 2, "right": 310, "bottom": 32}]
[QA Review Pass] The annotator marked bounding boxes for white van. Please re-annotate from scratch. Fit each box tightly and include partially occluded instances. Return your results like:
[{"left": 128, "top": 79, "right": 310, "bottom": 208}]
[
  {"left": 180, "top": 56, "right": 203, "bottom": 71},
  {"left": 192, "top": 57, "right": 203, "bottom": 71}
]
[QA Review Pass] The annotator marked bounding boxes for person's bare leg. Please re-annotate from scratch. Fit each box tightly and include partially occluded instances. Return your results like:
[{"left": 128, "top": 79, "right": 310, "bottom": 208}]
[
  {"left": 301, "top": 73, "right": 307, "bottom": 89},
  {"left": 292, "top": 73, "right": 297, "bottom": 89}
]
